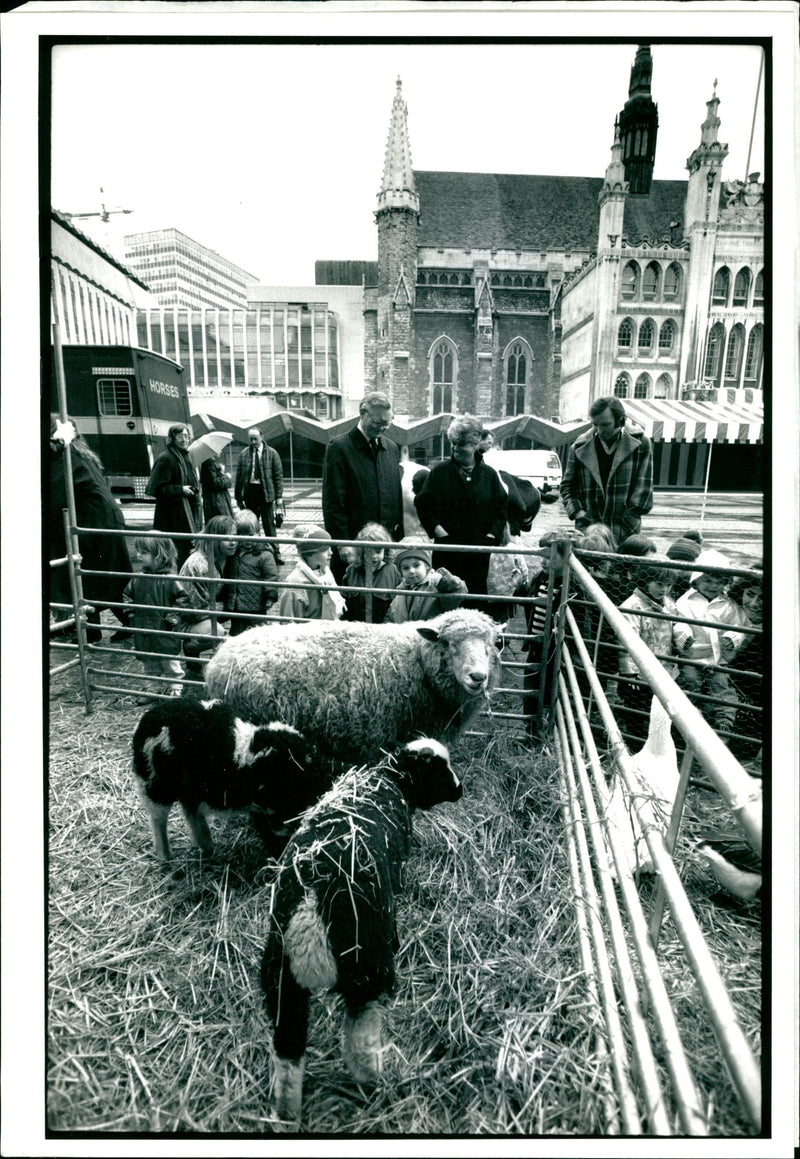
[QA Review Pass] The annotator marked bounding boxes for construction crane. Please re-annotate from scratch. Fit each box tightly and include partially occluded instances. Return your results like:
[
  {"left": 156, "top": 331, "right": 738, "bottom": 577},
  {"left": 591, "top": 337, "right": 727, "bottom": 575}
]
[{"left": 62, "top": 187, "right": 133, "bottom": 224}]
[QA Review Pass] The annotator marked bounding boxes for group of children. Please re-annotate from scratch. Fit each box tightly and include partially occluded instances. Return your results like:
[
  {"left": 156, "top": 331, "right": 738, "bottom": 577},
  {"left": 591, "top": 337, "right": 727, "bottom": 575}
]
[
  {"left": 517, "top": 524, "right": 763, "bottom": 761},
  {"left": 123, "top": 515, "right": 469, "bottom": 699}
]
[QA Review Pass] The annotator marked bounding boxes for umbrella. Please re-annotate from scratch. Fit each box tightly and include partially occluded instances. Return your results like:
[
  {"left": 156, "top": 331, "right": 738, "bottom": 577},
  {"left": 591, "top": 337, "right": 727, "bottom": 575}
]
[{"left": 187, "top": 431, "right": 233, "bottom": 467}]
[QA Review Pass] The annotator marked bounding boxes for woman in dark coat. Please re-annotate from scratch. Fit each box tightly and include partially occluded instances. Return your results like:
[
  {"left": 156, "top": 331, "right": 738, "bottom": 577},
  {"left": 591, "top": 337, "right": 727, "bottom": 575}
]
[
  {"left": 414, "top": 415, "right": 508, "bottom": 603},
  {"left": 146, "top": 424, "right": 201, "bottom": 567},
  {"left": 200, "top": 453, "right": 234, "bottom": 523},
  {"left": 49, "top": 419, "right": 133, "bottom": 643}
]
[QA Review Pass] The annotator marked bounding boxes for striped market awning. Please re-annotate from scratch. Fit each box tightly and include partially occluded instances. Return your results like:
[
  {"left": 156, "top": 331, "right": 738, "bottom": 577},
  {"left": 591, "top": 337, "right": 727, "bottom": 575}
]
[{"left": 623, "top": 396, "right": 763, "bottom": 445}]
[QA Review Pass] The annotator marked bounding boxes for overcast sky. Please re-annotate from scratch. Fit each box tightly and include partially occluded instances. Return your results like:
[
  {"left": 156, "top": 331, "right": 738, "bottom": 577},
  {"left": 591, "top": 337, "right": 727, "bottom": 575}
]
[{"left": 50, "top": 39, "right": 765, "bottom": 284}]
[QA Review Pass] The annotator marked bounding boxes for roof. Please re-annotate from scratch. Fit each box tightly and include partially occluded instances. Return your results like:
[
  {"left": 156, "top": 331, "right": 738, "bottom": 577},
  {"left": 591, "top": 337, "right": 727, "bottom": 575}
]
[
  {"left": 414, "top": 171, "right": 688, "bottom": 251},
  {"left": 51, "top": 209, "right": 152, "bottom": 291},
  {"left": 623, "top": 396, "right": 763, "bottom": 444}
]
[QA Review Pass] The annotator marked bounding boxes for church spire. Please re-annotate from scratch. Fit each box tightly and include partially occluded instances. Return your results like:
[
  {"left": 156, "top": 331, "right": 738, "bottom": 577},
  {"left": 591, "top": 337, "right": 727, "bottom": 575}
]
[
  {"left": 618, "top": 44, "right": 658, "bottom": 195},
  {"left": 377, "top": 77, "right": 420, "bottom": 214}
]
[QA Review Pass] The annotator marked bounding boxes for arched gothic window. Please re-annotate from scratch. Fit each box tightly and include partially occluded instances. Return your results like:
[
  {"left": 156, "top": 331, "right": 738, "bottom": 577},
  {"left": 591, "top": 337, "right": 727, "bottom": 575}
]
[
  {"left": 724, "top": 325, "right": 745, "bottom": 382},
  {"left": 658, "top": 319, "right": 676, "bottom": 351},
  {"left": 614, "top": 372, "right": 630, "bottom": 398},
  {"left": 642, "top": 262, "right": 661, "bottom": 301},
  {"left": 634, "top": 373, "right": 651, "bottom": 399},
  {"left": 638, "top": 318, "right": 655, "bottom": 354},
  {"left": 712, "top": 267, "right": 731, "bottom": 307},
  {"left": 703, "top": 322, "right": 726, "bottom": 382},
  {"left": 621, "top": 261, "right": 640, "bottom": 300},
  {"left": 655, "top": 373, "right": 671, "bottom": 399},
  {"left": 663, "top": 262, "right": 682, "bottom": 300},
  {"left": 430, "top": 338, "right": 456, "bottom": 413},
  {"left": 618, "top": 317, "right": 634, "bottom": 350},
  {"left": 504, "top": 340, "right": 530, "bottom": 416},
  {"left": 753, "top": 270, "right": 764, "bottom": 307},
  {"left": 733, "top": 268, "right": 751, "bottom": 307},
  {"left": 744, "top": 324, "right": 763, "bottom": 385}
]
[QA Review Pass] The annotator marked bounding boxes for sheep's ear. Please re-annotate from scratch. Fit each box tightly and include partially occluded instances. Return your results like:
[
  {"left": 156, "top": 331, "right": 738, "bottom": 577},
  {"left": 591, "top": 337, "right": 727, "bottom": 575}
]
[{"left": 416, "top": 626, "right": 440, "bottom": 643}]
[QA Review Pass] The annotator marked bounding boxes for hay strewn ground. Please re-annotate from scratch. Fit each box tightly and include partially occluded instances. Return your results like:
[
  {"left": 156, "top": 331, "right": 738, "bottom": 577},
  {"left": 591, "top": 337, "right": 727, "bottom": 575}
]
[{"left": 47, "top": 636, "right": 761, "bottom": 1136}]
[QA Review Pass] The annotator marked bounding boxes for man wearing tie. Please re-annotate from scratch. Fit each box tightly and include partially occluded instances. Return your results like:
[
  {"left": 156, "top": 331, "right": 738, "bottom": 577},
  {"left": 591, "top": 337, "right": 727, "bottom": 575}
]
[
  {"left": 235, "top": 427, "right": 285, "bottom": 565},
  {"left": 322, "top": 393, "right": 404, "bottom": 582}
]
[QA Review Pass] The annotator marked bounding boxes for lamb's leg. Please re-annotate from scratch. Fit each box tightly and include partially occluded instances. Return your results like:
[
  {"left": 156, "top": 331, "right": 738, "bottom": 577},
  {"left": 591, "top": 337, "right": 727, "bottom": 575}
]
[
  {"left": 263, "top": 950, "right": 310, "bottom": 1123},
  {"left": 141, "top": 797, "right": 172, "bottom": 863},
  {"left": 181, "top": 804, "right": 214, "bottom": 855},
  {"left": 342, "top": 999, "right": 385, "bottom": 1085}
]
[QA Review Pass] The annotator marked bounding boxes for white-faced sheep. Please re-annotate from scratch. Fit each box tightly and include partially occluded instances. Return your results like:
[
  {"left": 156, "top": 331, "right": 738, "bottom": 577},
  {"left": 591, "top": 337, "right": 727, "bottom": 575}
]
[
  {"left": 261, "top": 737, "right": 461, "bottom": 1123},
  {"left": 204, "top": 608, "right": 503, "bottom": 766},
  {"left": 131, "top": 699, "right": 337, "bottom": 861}
]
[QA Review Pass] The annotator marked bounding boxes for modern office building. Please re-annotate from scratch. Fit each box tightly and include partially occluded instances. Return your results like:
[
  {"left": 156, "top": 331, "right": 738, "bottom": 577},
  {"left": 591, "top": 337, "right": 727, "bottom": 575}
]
[
  {"left": 135, "top": 284, "right": 366, "bottom": 422},
  {"left": 123, "top": 227, "right": 260, "bottom": 310}
]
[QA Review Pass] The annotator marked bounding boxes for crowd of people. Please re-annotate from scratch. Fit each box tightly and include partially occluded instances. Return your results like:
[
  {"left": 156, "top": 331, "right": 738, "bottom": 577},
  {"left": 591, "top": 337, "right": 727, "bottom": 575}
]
[{"left": 49, "top": 396, "right": 762, "bottom": 762}]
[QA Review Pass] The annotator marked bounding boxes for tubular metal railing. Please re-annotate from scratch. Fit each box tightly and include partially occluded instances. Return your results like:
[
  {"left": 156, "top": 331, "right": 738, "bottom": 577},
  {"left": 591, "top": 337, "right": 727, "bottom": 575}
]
[{"left": 48, "top": 519, "right": 764, "bottom": 1133}]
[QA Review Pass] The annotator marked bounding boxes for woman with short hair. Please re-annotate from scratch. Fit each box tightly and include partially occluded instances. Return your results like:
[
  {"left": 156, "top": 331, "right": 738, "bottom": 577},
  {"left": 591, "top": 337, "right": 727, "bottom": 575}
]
[{"left": 414, "top": 415, "right": 508, "bottom": 604}]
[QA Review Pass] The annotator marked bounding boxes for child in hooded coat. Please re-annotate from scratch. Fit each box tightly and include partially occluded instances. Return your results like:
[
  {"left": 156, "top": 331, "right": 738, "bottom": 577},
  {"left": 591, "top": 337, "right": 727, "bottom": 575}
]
[
  {"left": 278, "top": 526, "right": 346, "bottom": 622},
  {"left": 225, "top": 509, "right": 279, "bottom": 635},
  {"left": 384, "top": 537, "right": 467, "bottom": 624}
]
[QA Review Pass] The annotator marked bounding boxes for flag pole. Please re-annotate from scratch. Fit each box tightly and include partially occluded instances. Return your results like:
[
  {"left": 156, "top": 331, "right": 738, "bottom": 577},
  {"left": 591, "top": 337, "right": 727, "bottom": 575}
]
[{"left": 745, "top": 49, "right": 764, "bottom": 178}]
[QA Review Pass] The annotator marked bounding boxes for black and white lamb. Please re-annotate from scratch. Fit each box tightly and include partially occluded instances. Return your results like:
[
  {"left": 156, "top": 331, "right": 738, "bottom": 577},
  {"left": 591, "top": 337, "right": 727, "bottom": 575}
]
[
  {"left": 260, "top": 737, "right": 462, "bottom": 1123},
  {"left": 205, "top": 608, "right": 503, "bottom": 765},
  {"left": 131, "top": 698, "right": 337, "bottom": 862}
]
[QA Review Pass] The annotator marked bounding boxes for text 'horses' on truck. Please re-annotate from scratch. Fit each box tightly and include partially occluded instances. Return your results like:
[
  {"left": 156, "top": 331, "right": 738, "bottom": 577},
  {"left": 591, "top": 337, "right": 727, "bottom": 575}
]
[{"left": 52, "top": 345, "right": 191, "bottom": 500}]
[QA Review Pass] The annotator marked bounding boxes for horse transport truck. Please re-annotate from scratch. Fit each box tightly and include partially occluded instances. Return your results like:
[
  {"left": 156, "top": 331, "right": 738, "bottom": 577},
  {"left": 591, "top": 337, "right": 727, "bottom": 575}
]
[{"left": 52, "top": 344, "right": 190, "bottom": 499}]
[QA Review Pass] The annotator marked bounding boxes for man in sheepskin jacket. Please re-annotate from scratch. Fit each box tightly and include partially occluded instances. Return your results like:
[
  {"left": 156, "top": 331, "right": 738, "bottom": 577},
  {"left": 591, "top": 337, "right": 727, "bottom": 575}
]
[
  {"left": 322, "top": 393, "right": 404, "bottom": 582},
  {"left": 560, "top": 396, "right": 653, "bottom": 543}
]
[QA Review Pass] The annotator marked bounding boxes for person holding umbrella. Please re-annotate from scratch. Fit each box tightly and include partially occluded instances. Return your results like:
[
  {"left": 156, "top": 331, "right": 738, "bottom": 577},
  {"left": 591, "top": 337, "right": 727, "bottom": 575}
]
[
  {"left": 192, "top": 433, "right": 234, "bottom": 524},
  {"left": 146, "top": 424, "right": 201, "bottom": 567}
]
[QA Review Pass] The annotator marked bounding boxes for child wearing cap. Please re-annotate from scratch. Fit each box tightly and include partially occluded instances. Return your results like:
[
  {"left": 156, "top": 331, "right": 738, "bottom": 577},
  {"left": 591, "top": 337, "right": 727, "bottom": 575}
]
[
  {"left": 672, "top": 549, "right": 741, "bottom": 738},
  {"left": 342, "top": 522, "right": 402, "bottom": 624},
  {"left": 277, "top": 526, "right": 346, "bottom": 622},
  {"left": 384, "top": 536, "right": 467, "bottom": 624},
  {"left": 618, "top": 556, "right": 685, "bottom": 740}
]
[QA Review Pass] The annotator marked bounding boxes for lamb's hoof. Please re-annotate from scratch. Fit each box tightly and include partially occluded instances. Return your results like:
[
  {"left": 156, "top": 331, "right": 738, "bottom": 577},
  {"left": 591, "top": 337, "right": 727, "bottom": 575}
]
[
  {"left": 270, "top": 1056, "right": 303, "bottom": 1124},
  {"left": 342, "top": 1003, "right": 385, "bottom": 1085}
]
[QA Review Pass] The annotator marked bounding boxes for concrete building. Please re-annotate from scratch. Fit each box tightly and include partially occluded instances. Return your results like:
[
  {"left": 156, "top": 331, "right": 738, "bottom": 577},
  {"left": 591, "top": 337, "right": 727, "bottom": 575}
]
[
  {"left": 123, "top": 227, "right": 260, "bottom": 310},
  {"left": 134, "top": 283, "right": 365, "bottom": 422},
  {"left": 51, "top": 210, "right": 157, "bottom": 346}
]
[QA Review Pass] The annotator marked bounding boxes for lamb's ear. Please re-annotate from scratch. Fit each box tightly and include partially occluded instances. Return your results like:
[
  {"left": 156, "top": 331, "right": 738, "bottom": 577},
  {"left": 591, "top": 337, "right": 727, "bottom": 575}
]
[{"left": 416, "top": 625, "right": 440, "bottom": 643}]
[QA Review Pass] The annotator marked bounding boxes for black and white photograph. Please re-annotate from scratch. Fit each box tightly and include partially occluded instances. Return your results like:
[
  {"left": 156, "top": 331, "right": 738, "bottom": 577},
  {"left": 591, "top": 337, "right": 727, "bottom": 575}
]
[{"left": 1, "top": 0, "right": 797, "bottom": 1153}]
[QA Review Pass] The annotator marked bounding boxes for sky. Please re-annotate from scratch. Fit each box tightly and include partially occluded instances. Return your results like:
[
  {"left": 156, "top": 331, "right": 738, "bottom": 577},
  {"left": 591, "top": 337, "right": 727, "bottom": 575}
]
[{"left": 49, "top": 39, "right": 766, "bottom": 285}]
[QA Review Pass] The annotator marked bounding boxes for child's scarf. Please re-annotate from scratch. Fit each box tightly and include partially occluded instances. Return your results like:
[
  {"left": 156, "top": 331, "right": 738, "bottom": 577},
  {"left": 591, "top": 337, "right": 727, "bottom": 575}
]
[{"left": 294, "top": 558, "right": 346, "bottom": 619}]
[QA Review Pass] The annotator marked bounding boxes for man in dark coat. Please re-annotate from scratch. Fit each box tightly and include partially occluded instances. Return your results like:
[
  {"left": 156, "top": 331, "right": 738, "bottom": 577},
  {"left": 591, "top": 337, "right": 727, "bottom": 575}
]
[
  {"left": 49, "top": 420, "right": 133, "bottom": 642},
  {"left": 322, "top": 393, "right": 404, "bottom": 583},
  {"left": 560, "top": 396, "right": 653, "bottom": 543},
  {"left": 146, "top": 424, "right": 201, "bottom": 567},
  {"left": 234, "top": 428, "right": 284, "bottom": 564}
]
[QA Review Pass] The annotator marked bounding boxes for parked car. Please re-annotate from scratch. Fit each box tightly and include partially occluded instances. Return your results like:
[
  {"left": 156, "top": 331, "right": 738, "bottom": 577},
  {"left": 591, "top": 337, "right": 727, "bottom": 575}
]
[{"left": 483, "top": 448, "right": 563, "bottom": 501}]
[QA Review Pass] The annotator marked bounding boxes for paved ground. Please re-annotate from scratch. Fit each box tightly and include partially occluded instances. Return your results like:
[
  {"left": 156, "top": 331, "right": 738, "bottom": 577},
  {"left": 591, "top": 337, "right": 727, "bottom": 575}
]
[{"left": 122, "top": 485, "right": 763, "bottom": 569}]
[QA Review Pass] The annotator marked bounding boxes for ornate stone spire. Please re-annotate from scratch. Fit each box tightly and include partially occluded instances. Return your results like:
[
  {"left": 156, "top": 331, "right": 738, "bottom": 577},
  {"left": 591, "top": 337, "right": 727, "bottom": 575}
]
[
  {"left": 686, "top": 86, "right": 728, "bottom": 175},
  {"left": 377, "top": 77, "right": 420, "bottom": 215},
  {"left": 600, "top": 118, "right": 628, "bottom": 196},
  {"left": 618, "top": 44, "right": 658, "bottom": 195}
]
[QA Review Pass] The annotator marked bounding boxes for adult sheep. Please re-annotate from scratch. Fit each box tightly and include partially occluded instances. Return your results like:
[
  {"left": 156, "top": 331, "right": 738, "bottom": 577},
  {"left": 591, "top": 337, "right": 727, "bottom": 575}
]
[{"left": 204, "top": 608, "right": 502, "bottom": 765}]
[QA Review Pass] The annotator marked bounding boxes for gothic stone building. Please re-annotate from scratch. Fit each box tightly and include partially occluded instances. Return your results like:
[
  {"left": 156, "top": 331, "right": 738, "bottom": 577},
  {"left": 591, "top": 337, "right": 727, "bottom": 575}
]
[{"left": 359, "top": 47, "right": 764, "bottom": 486}]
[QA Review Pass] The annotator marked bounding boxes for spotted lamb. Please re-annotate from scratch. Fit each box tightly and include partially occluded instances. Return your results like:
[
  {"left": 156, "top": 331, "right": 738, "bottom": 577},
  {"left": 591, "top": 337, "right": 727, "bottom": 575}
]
[
  {"left": 131, "top": 698, "right": 336, "bottom": 862},
  {"left": 261, "top": 737, "right": 462, "bottom": 1123}
]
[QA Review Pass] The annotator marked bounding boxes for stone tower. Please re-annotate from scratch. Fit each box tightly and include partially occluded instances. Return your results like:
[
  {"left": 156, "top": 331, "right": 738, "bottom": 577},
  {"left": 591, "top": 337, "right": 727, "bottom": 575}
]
[
  {"left": 375, "top": 77, "right": 419, "bottom": 413},
  {"left": 618, "top": 44, "right": 659, "bottom": 195},
  {"left": 680, "top": 84, "right": 730, "bottom": 386}
]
